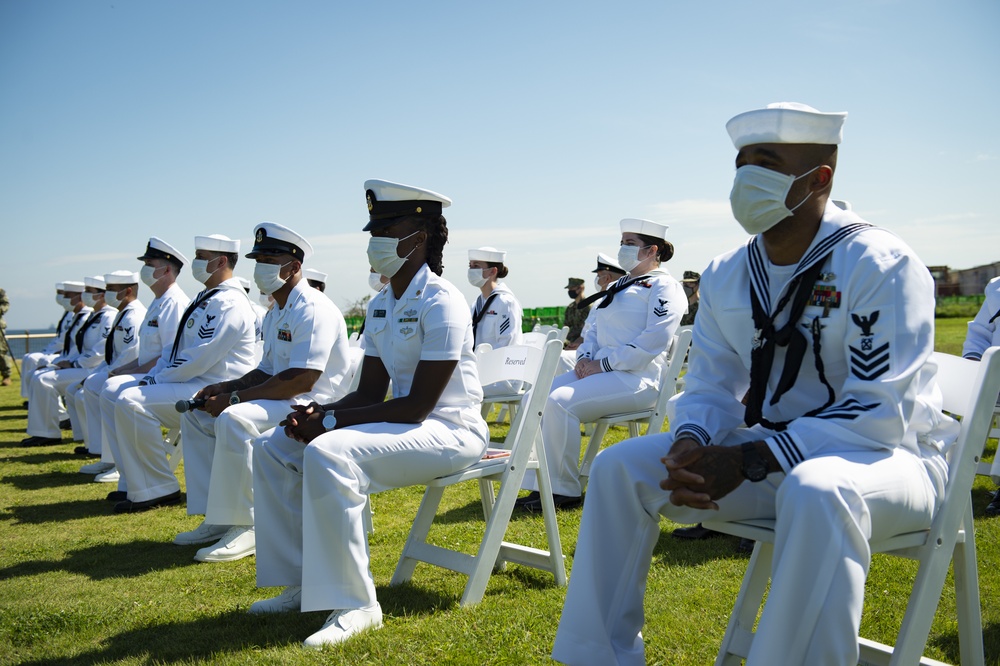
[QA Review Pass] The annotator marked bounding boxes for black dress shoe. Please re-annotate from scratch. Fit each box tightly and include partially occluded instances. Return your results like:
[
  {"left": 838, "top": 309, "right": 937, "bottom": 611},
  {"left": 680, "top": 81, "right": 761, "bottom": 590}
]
[
  {"left": 521, "top": 493, "right": 582, "bottom": 513},
  {"left": 986, "top": 488, "right": 1000, "bottom": 516},
  {"left": 59, "top": 419, "right": 72, "bottom": 430},
  {"left": 20, "top": 436, "right": 62, "bottom": 447},
  {"left": 514, "top": 491, "right": 540, "bottom": 507},
  {"left": 22, "top": 401, "right": 29, "bottom": 408},
  {"left": 106, "top": 490, "right": 127, "bottom": 502},
  {"left": 672, "top": 523, "right": 723, "bottom": 540},
  {"left": 737, "top": 538, "right": 755, "bottom": 554},
  {"left": 73, "top": 446, "right": 99, "bottom": 457},
  {"left": 114, "top": 490, "right": 182, "bottom": 513}
]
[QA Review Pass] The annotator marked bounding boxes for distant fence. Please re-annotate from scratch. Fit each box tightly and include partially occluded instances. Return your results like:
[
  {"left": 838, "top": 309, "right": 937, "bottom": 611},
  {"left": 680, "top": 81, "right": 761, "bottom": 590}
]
[
  {"left": 3, "top": 332, "right": 58, "bottom": 359},
  {"left": 342, "top": 306, "right": 567, "bottom": 337}
]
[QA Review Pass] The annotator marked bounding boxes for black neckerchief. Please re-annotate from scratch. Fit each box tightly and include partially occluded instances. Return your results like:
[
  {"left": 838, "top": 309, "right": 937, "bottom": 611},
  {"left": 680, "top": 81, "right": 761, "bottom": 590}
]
[
  {"left": 581, "top": 274, "right": 653, "bottom": 311},
  {"left": 743, "top": 222, "right": 871, "bottom": 430},
  {"left": 168, "top": 288, "right": 220, "bottom": 363},
  {"left": 989, "top": 308, "right": 1000, "bottom": 324},
  {"left": 74, "top": 308, "right": 106, "bottom": 353},
  {"left": 472, "top": 292, "right": 500, "bottom": 345},
  {"left": 62, "top": 311, "right": 86, "bottom": 355},
  {"left": 104, "top": 307, "right": 128, "bottom": 365}
]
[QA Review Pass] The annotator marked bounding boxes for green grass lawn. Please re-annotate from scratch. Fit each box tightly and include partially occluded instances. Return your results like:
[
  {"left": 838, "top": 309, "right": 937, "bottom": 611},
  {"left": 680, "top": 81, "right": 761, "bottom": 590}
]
[{"left": 2, "top": 318, "right": 997, "bottom": 665}]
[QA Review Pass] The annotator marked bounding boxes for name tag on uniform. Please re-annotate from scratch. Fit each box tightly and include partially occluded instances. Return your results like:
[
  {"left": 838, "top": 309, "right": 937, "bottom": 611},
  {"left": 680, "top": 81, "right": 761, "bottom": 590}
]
[{"left": 373, "top": 309, "right": 386, "bottom": 318}]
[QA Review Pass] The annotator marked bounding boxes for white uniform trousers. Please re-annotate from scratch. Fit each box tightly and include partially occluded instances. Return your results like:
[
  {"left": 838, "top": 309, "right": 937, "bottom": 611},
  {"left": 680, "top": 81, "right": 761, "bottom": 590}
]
[
  {"left": 180, "top": 398, "right": 302, "bottom": 524},
  {"left": 523, "top": 370, "right": 657, "bottom": 497},
  {"left": 551, "top": 431, "right": 944, "bottom": 666},
  {"left": 254, "top": 419, "right": 488, "bottom": 612},
  {"left": 114, "top": 381, "right": 200, "bottom": 503},
  {"left": 79, "top": 369, "right": 110, "bottom": 454},
  {"left": 556, "top": 349, "right": 577, "bottom": 376},
  {"left": 99, "top": 374, "right": 143, "bottom": 482},
  {"left": 26, "top": 367, "right": 90, "bottom": 438},
  {"left": 21, "top": 352, "right": 57, "bottom": 399},
  {"left": 65, "top": 382, "right": 87, "bottom": 442}
]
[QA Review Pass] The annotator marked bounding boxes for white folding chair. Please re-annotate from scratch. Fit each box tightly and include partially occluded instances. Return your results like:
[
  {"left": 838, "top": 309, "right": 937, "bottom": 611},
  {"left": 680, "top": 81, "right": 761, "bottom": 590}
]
[
  {"left": 391, "top": 339, "right": 567, "bottom": 605},
  {"left": 348, "top": 331, "right": 362, "bottom": 348},
  {"left": 578, "top": 327, "right": 693, "bottom": 488},
  {"left": 480, "top": 329, "right": 560, "bottom": 423},
  {"left": 165, "top": 427, "right": 183, "bottom": 472},
  {"left": 704, "top": 348, "right": 1000, "bottom": 666}
]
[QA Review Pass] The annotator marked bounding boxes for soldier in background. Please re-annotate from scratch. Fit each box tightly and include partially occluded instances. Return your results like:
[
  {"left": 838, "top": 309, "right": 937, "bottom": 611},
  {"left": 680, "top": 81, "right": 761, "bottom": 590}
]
[
  {"left": 562, "top": 277, "right": 590, "bottom": 350},
  {"left": 679, "top": 270, "right": 700, "bottom": 326},
  {"left": 0, "top": 287, "right": 10, "bottom": 385}
]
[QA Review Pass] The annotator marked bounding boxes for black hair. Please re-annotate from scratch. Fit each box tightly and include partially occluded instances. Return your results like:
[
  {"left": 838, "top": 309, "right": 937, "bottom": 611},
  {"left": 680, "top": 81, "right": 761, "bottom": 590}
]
[
  {"left": 635, "top": 233, "right": 674, "bottom": 263},
  {"left": 219, "top": 252, "right": 239, "bottom": 269},
  {"left": 486, "top": 261, "right": 508, "bottom": 279},
  {"left": 416, "top": 215, "right": 448, "bottom": 276}
]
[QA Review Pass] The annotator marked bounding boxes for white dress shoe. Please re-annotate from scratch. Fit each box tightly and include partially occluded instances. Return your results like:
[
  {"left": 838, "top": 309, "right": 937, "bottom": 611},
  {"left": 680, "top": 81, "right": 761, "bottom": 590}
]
[
  {"left": 194, "top": 526, "right": 255, "bottom": 562},
  {"left": 94, "top": 468, "right": 120, "bottom": 483},
  {"left": 247, "top": 586, "right": 302, "bottom": 614},
  {"left": 174, "top": 520, "right": 230, "bottom": 545},
  {"left": 79, "top": 461, "right": 115, "bottom": 475},
  {"left": 302, "top": 604, "right": 383, "bottom": 648}
]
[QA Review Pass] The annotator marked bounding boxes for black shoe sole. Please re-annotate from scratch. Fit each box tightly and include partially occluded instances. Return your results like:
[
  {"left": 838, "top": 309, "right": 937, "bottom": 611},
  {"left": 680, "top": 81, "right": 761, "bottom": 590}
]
[{"left": 114, "top": 491, "right": 182, "bottom": 513}]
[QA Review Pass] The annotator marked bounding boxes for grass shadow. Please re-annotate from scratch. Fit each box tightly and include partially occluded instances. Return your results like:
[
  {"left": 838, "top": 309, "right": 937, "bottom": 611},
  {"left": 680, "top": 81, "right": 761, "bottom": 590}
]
[
  {"left": 2, "top": 496, "right": 133, "bottom": 524},
  {"left": 2, "top": 469, "right": 98, "bottom": 491},
  {"left": 0, "top": 538, "right": 202, "bottom": 582},
  {"left": 924, "top": 618, "right": 999, "bottom": 664},
  {"left": 0, "top": 449, "right": 83, "bottom": 465}
]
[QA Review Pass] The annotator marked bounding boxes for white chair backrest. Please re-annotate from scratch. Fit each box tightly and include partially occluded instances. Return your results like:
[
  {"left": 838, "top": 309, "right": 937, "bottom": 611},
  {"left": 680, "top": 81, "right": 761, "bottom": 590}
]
[
  {"left": 493, "top": 339, "right": 563, "bottom": 450},
  {"left": 520, "top": 331, "right": 551, "bottom": 349},
  {"left": 348, "top": 330, "right": 362, "bottom": 348},
  {"left": 932, "top": 349, "right": 1000, "bottom": 482},
  {"left": 477, "top": 342, "right": 553, "bottom": 386}
]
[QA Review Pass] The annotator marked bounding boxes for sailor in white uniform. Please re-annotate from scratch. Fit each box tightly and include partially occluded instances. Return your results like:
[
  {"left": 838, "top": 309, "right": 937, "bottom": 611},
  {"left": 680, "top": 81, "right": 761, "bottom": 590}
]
[
  {"left": 175, "top": 223, "right": 352, "bottom": 564},
  {"left": 519, "top": 218, "right": 686, "bottom": 512},
  {"left": 24, "top": 276, "right": 115, "bottom": 446},
  {"left": 468, "top": 246, "right": 523, "bottom": 396},
  {"left": 556, "top": 253, "right": 627, "bottom": 375},
  {"left": 552, "top": 103, "right": 956, "bottom": 666},
  {"left": 97, "top": 238, "right": 190, "bottom": 492},
  {"left": 963, "top": 275, "right": 1000, "bottom": 511},
  {"left": 111, "top": 234, "right": 257, "bottom": 513},
  {"left": 249, "top": 179, "right": 489, "bottom": 649},
  {"left": 71, "top": 271, "right": 146, "bottom": 470},
  {"left": 20, "top": 283, "right": 76, "bottom": 400},
  {"left": 303, "top": 267, "right": 328, "bottom": 294}
]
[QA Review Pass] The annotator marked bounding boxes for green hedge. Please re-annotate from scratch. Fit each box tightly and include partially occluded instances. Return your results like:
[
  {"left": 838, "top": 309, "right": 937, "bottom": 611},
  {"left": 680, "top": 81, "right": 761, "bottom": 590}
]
[{"left": 936, "top": 294, "right": 985, "bottom": 319}]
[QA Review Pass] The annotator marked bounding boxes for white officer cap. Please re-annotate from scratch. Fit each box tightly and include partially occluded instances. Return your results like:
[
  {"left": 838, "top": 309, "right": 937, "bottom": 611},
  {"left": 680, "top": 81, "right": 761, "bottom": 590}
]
[
  {"left": 726, "top": 102, "right": 847, "bottom": 150},
  {"left": 63, "top": 280, "right": 85, "bottom": 293},
  {"left": 137, "top": 236, "right": 188, "bottom": 268},
  {"left": 194, "top": 234, "right": 240, "bottom": 253},
  {"left": 303, "top": 268, "right": 327, "bottom": 284},
  {"left": 593, "top": 252, "right": 626, "bottom": 275},
  {"left": 236, "top": 276, "right": 251, "bottom": 291},
  {"left": 468, "top": 246, "right": 506, "bottom": 263},
  {"left": 104, "top": 270, "right": 140, "bottom": 287},
  {"left": 620, "top": 218, "right": 669, "bottom": 241},
  {"left": 363, "top": 179, "right": 452, "bottom": 231},
  {"left": 55, "top": 282, "right": 65, "bottom": 291},
  {"left": 245, "top": 222, "right": 313, "bottom": 262},
  {"left": 84, "top": 275, "right": 106, "bottom": 290}
]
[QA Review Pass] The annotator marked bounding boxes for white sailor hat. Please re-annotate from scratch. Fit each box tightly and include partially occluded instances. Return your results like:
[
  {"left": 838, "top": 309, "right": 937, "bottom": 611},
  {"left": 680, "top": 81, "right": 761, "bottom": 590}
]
[
  {"left": 363, "top": 179, "right": 452, "bottom": 231},
  {"left": 84, "top": 275, "right": 106, "bottom": 290},
  {"left": 620, "top": 218, "right": 669, "bottom": 241},
  {"left": 468, "top": 246, "right": 506, "bottom": 264},
  {"left": 62, "top": 280, "right": 85, "bottom": 292},
  {"left": 303, "top": 268, "right": 328, "bottom": 284},
  {"left": 726, "top": 102, "right": 847, "bottom": 150},
  {"left": 105, "top": 270, "right": 140, "bottom": 286},
  {"left": 593, "top": 252, "right": 626, "bottom": 275},
  {"left": 236, "top": 277, "right": 251, "bottom": 291},
  {"left": 246, "top": 222, "right": 313, "bottom": 261},
  {"left": 194, "top": 234, "right": 240, "bottom": 254},
  {"left": 55, "top": 282, "right": 65, "bottom": 291},
  {"left": 137, "top": 236, "right": 188, "bottom": 268}
]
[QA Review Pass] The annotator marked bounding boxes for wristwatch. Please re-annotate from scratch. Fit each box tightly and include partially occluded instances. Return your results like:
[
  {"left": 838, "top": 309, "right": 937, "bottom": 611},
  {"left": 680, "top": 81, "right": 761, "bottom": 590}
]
[
  {"left": 228, "top": 391, "right": 241, "bottom": 406},
  {"left": 740, "top": 442, "right": 769, "bottom": 482},
  {"left": 322, "top": 410, "right": 337, "bottom": 432}
]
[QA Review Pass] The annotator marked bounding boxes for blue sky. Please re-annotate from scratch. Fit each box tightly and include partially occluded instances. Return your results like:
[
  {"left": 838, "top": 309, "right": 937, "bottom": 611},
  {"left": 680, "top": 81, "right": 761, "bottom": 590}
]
[{"left": 1, "top": 0, "right": 997, "bottom": 329}]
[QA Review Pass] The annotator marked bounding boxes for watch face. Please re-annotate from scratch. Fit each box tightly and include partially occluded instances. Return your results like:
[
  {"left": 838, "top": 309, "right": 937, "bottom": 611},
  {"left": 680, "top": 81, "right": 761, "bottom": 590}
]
[
  {"left": 322, "top": 413, "right": 337, "bottom": 430},
  {"left": 229, "top": 393, "right": 240, "bottom": 405}
]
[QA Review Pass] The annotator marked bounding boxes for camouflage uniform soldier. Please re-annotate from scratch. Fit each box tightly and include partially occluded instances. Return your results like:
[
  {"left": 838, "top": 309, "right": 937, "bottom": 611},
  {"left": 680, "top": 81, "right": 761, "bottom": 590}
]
[
  {"left": 562, "top": 277, "right": 590, "bottom": 349},
  {"left": 0, "top": 288, "right": 11, "bottom": 385},
  {"left": 679, "top": 271, "right": 700, "bottom": 326}
]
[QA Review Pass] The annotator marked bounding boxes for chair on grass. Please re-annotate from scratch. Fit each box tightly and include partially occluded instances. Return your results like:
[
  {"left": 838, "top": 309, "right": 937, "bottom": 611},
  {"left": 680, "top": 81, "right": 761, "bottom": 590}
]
[
  {"left": 704, "top": 348, "right": 1000, "bottom": 666},
  {"left": 391, "top": 338, "right": 566, "bottom": 605},
  {"left": 532, "top": 324, "right": 569, "bottom": 343},
  {"left": 974, "top": 403, "right": 1000, "bottom": 480},
  {"left": 166, "top": 427, "right": 183, "bottom": 472},
  {"left": 577, "top": 327, "right": 693, "bottom": 489}
]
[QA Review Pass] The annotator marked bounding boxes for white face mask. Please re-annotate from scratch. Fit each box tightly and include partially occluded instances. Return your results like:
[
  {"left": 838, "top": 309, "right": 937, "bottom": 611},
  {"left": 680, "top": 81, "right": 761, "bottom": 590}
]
[
  {"left": 366, "top": 231, "right": 419, "bottom": 278},
  {"left": 729, "top": 164, "right": 819, "bottom": 235},
  {"left": 140, "top": 264, "right": 167, "bottom": 287},
  {"left": 191, "top": 257, "right": 219, "bottom": 285},
  {"left": 258, "top": 293, "right": 273, "bottom": 307},
  {"left": 105, "top": 290, "right": 124, "bottom": 309},
  {"left": 593, "top": 276, "right": 603, "bottom": 293},
  {"left": 368, "top": 272, "right": 386, "bottom": 292},
  {"left": 617, "top": 245, "right": 648, "bottom": 272},
  {"left": 81, "top": 292, "right": 100, "bottom": 308},
  {"left": 467, "top": 268, "right": 489, "bottom": 288},
  {"left": 56, "top": 294, "right": 71, "bottom": 311},
  {"left": 254, "top": 261, "right": 291, "bottom": 295}
]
